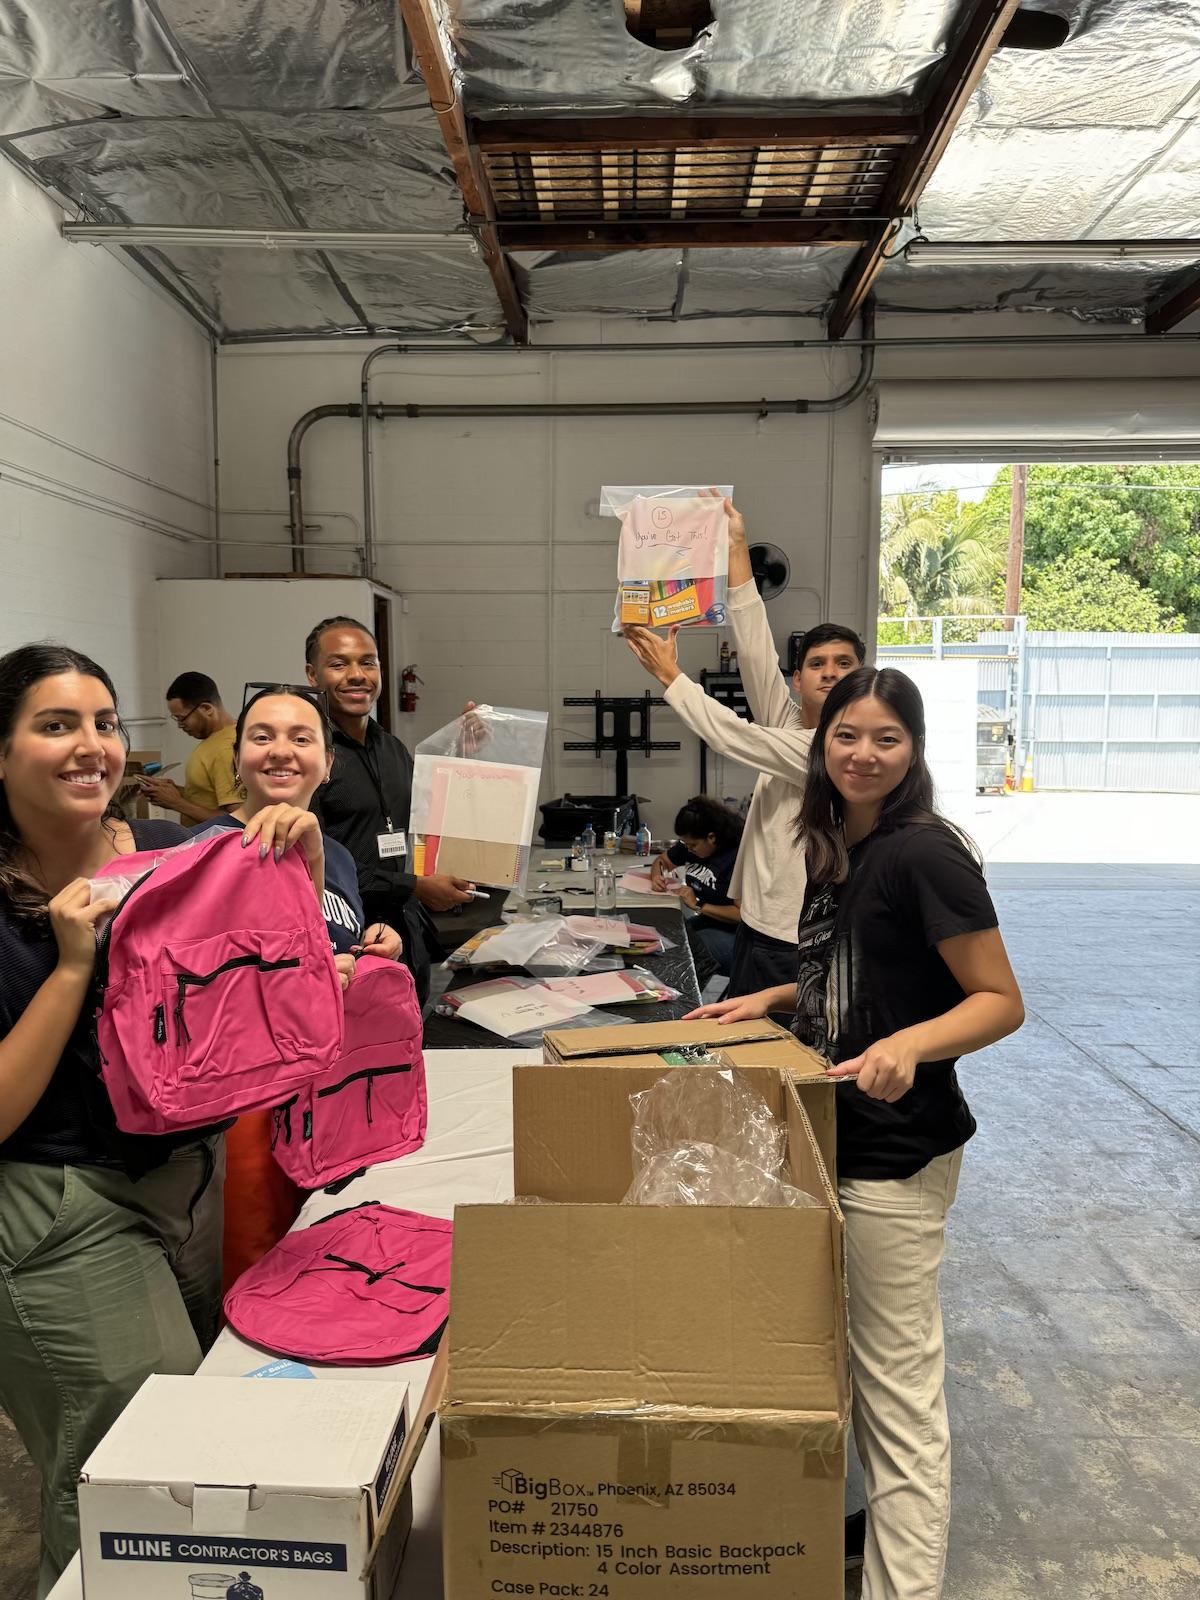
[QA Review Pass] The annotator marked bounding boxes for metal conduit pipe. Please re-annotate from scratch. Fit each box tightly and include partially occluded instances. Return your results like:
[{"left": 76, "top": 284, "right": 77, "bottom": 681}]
[
  {"left": 349, "top": 309, "right": 874, "bottom": 574},
  {"left": 287, "top": 404, "right": 361, "bottom": 572}
]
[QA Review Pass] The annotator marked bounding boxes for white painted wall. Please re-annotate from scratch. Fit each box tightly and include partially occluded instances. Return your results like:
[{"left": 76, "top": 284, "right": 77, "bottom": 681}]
[
  {"left": 215, "top": 333, "right": 872, "bottom": 835},
  {"left": 154, "top": 577, "right": 404, "bottom": 772},
  {"left": 0, "top": 157, "right": 214, "bottom": 744},
  {"left": 214, "top": 313, "right": 1200, "bottom": 835}
]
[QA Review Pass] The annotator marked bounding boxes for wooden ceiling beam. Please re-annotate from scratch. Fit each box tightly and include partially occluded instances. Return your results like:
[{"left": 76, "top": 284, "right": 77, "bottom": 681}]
[
  {"left": 1145, "top": 268, "right": 1200, "bottom": 335},
  {"left": 397, "top": 0, "right": 528, "bottom": 342},
  {"left": 827, "top": 0, "right": 1022, "bottom": 340},
  {"left": 494, "top": 219, "right": 873, "bottom": 252},
  {"left": 473, "top": 114, "right": 921, "bottom": 155}
]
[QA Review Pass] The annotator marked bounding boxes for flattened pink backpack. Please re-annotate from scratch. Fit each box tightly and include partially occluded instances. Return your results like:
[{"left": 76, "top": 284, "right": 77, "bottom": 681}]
[
  {"left": 269, "top": 955, "right": 427, "bottom": 1188},
  {"left": 94, "top": 828, "right": 343, "bottom": 1133},
  {"left": 224, "top": 1202, "right": 451, "bottom": 1364}
]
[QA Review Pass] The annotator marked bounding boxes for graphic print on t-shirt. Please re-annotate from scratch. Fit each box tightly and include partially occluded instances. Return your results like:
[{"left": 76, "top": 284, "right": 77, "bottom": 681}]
[{"left": 794, "top": 881, "right": 839, "bottom": 1056}]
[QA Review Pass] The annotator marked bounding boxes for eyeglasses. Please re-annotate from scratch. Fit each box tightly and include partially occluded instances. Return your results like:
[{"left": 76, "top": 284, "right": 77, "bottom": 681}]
[{"left": 171, "top": 703, "right": 203, "bottom": 730}]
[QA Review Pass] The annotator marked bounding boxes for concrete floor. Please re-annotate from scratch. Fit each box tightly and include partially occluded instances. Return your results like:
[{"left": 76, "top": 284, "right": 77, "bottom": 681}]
[{"left": 3, "top": 861, "right": 1198, "bottom": 1599}]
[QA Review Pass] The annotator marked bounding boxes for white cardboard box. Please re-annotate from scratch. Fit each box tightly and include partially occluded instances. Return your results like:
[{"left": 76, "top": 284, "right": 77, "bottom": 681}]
[{"left": 78, "top": 1375, "right": 411, "bottom": 1600}]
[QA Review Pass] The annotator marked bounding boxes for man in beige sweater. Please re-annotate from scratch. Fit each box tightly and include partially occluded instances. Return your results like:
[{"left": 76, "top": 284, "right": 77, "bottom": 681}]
[{"left": 625, "top": 497, "right": 864, "bottom": 1008}]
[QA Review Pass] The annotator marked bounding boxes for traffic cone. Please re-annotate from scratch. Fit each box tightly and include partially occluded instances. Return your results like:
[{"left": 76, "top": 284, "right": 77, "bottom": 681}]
[
  {"left": 1019, "top": 753, "right": 1034, "bottom": 794},
  {"left": 1003, "top": 752, "right": 1015, "bottom": 793}
]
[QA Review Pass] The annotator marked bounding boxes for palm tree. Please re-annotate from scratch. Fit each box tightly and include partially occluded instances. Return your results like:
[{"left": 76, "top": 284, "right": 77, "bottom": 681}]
[{"left": 879, "top": 489, "right": 1004, "bottom": 622}]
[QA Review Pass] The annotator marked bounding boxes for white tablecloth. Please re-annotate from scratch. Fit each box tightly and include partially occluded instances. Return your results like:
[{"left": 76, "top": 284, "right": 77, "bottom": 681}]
[{"left": 49, "top": 1047, "right": 532, "bottom": 1600}]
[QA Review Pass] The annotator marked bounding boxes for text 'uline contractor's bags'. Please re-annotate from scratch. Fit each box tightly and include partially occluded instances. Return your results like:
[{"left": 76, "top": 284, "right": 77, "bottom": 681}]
[
  {"left": 93, "top": 828, "right": 344, "bottom": 1134},
  {"left": 605, "top": 483, "right": 732, "bottom": 633}
]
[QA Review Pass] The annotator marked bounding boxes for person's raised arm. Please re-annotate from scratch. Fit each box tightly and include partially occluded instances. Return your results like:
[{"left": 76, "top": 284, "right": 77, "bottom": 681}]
[
  {"left": 624, "top": 626, "right": 812, "bottom": 784},
  {"left": 0, "top": 882, "right": 109, "bottom": 1142}
]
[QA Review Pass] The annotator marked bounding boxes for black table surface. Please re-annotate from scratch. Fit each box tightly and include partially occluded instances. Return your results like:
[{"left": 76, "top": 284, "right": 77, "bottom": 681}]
[{"left": 422, "top": 903, "right": 701, "bottom": 1049}]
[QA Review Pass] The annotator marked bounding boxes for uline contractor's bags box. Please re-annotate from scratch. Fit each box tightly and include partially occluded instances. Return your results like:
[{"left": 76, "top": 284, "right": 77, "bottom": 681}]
[
  {"left": 542, "top": 1016, "right": 838, "bottom": 1184},
  {"left": 77, "top": 1376, "right": 413, "bottom": 1600},
  {"left": 440, "top": 1061, "right": 849, "bottom": 1600}
]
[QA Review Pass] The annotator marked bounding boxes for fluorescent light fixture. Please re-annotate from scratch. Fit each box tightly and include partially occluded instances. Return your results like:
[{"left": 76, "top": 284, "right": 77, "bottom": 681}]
[
  {"left": 905, "top": 240, "right": 1200, "bottom": 267},
  {"left": 62, "top": 224, "right": 478, "bottom": 253}
]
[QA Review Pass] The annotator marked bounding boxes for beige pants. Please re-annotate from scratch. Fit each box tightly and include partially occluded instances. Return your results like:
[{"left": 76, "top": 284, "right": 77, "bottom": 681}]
[{"left": 840, "top": 1147, "right": 963, "bottom": 1600}]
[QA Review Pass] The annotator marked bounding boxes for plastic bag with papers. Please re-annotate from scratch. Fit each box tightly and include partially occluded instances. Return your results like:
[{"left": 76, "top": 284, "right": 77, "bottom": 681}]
[
  {"left": 444, "top": 916, "right": 603, "bottom": 978},
  {"left": 603, "top": 484, "right": 732, "bottom": 634},
  {"left": 623, "top": 1064, "right": 821, "bottom": 1208},
  {"left": 410, "top": 703, "right": 547, "bottom": 891}
]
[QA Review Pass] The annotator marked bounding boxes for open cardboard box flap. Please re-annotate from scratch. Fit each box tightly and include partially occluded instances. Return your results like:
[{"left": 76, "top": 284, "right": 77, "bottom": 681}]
[
  {"left": 541, "top": 1017, "right": 838, "bottom": 1185},
  {"left": 543, "top": 1017, "right": 829, "bottom": 1076},
  {"left": 445, "top": 1064, "right": 848, "bottom": 1421}
]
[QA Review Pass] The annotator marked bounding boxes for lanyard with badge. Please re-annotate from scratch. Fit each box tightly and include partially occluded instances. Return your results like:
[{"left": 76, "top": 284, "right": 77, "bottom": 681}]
[{"left": 350, "top": 737, "right": 407, "bottom": 861}]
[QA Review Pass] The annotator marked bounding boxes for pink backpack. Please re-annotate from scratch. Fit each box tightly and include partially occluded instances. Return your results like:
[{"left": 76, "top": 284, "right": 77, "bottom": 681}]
[
  {"left": 94, "top": 829, "right": 344, "bottom": 1134},
  {"left": 224, "top": 1202, "right": 452, "bottom": 1364},
  {"left": 269, "top": 955, "right": 427, "bottom": 1189}
]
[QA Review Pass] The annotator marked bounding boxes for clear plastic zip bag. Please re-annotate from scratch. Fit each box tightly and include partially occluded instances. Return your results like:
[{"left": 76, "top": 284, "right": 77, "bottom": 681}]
[{"left": 603, "top": 484, "right": 733, "bottom": 635}]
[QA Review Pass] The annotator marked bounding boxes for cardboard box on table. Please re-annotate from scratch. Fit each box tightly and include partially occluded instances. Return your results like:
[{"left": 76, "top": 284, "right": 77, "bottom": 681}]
[
  {"left": 440, "top": 1060, "right": 849, "bottom": 1600},
  {"left": 77, "top": 1375, "right": 417, "bottom": 1600},
  {"left": 543, "top": 1016, "right": 838, "bottom": 1186}
]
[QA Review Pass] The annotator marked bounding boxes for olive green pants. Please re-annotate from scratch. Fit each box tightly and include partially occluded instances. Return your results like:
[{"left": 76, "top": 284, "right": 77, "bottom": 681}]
[{"left": 0, "top": 1138, "right": 225, "bottom": 1597}]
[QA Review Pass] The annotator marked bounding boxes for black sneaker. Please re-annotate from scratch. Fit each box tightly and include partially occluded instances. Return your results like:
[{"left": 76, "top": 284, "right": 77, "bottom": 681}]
[{"left": 845, "top": 1508, "right": 866, "bottom": 1569}]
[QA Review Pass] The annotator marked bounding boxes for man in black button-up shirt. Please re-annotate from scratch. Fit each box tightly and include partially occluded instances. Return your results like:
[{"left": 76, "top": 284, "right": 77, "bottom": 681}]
[{"left": 306, "top": 616, "right": 473, "bottom": 1000}]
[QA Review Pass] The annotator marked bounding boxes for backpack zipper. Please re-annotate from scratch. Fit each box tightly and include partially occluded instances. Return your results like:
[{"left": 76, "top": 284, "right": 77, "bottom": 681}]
[
  {"left": 171, "top": 953, "right": 301, "bottom": 1045},
  {"left": 315, "top": 1063, "right": 413, "bottom": 1128}
]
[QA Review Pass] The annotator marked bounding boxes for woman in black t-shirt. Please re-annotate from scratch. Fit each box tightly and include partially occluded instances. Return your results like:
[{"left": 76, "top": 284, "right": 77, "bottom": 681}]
[
  {"left": 690, "top": 666, "right": 1024, "bottom": 1599},
  {"left": 0, "top": 644, "right": 226, "bottom": 1594},
  {"left": 650, "top": 794, "right": 743, "bottom": 977}
]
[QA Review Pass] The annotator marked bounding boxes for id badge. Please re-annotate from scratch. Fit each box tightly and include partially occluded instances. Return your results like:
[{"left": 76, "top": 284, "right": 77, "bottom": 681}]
[{"left": 376, "top": 829, "right": 407, "bottom": 860}]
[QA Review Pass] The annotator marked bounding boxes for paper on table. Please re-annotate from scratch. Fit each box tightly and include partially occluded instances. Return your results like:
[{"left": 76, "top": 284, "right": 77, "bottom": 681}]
[
  {"left": 619, "top": 867, "right": 684, "bottom": 895},
  {"left": 543, "top": 971, "right": 639, "bottom": 1005},
  {"left": 455, "top": 982, "right": 590, "bottom": 1039},
  {"left": 566, "top": 915, "right": 631, "bottom": 945}
]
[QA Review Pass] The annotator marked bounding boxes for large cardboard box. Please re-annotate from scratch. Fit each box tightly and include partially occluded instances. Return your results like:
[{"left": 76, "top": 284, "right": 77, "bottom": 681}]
[
  {"left": 441, "top": 1062, "right": 849, "bottom": 1600},
  {"left": 543, "top": 1017, "right": 837, "bottom": 1186},
  {"left": 78, "top": 1375, "right": 413, "bottom": 1600}
]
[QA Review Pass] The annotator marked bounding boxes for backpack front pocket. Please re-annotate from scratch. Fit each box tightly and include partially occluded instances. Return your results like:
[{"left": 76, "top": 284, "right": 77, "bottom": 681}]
[
  {"left": 312, "top": 1062, "right": 423, "bottom": 1173},
  {"left": 158, "top": 929, "right": 309, "bottom": 1089}
]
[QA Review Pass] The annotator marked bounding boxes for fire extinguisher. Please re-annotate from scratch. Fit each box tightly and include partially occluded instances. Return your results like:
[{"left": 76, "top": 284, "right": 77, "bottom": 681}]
[{"left": 400, "top": 664, "right": 423, "bottom": 713}]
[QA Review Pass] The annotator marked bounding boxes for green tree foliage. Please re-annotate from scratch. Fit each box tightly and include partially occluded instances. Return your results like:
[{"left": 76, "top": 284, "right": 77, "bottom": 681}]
[
  {"left": 1019, "top": 549, "right": 1185, "bottom": 633},
  {"left": 879, "top": 489, "right": 1006, "bottom": 618},
  {"left": 979, "top": 464, "right": 1200, "bottom": 629}
]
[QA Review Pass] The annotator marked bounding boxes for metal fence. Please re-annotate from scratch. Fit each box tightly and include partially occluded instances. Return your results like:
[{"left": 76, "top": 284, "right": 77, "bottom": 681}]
[{"left": 879, "top": 621, "right": 1200, "bottom": 793}]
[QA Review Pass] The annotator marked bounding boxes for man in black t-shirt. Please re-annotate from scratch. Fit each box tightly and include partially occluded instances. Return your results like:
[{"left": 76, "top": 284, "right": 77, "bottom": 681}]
[{"left": 305, "top": 617, "right": 474, "bottom": 1002}]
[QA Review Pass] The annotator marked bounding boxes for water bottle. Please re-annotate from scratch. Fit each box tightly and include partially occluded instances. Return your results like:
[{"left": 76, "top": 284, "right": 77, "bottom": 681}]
[
  {"left": 593, "top": 860, "right": 618, "bottom": 915},
  {"left": 636, "top": 824, "right": 652, "bottom": 858},
  {"left": 581, "top": 821, "right": 597, "bottom": 858}
]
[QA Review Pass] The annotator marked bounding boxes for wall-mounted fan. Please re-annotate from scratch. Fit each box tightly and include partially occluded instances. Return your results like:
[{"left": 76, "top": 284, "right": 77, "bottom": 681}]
[{"left": 749, "top": 542, "right": 791, "bottom": 601}]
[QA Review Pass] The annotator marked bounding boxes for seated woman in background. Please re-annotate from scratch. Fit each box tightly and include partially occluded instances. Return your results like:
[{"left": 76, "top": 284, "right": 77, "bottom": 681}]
[
  {"left": 650, "top": 794, "right": 743, "bottom": 978},
  {"left": 191, "top": 685, "right": 403, "bottom": 1287},
  {"left": 0, "top": 644, "right": 226, "bottom": 1596}
]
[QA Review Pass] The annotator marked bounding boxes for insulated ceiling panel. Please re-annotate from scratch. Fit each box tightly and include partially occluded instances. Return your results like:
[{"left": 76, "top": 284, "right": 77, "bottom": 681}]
[
  {"left": 445, "top": 0, "right": 962, "bottom": 114},
  {"left": 325, "top": 245, "right": 503, "bottom": 329},
  {"left": 679, "top": 246, "right": 849, "bottom": 315},
  {"left": 515, "top": 249, "right": 684, "bottom": 317},
  {"left": 874, "top": 257, "right": 1188, "bottom": 322}
]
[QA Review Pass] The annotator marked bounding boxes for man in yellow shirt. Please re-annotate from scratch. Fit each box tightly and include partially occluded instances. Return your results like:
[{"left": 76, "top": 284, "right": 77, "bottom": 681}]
[{"left": 141, "top": 671, "right": 244, "bottom": 823}]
